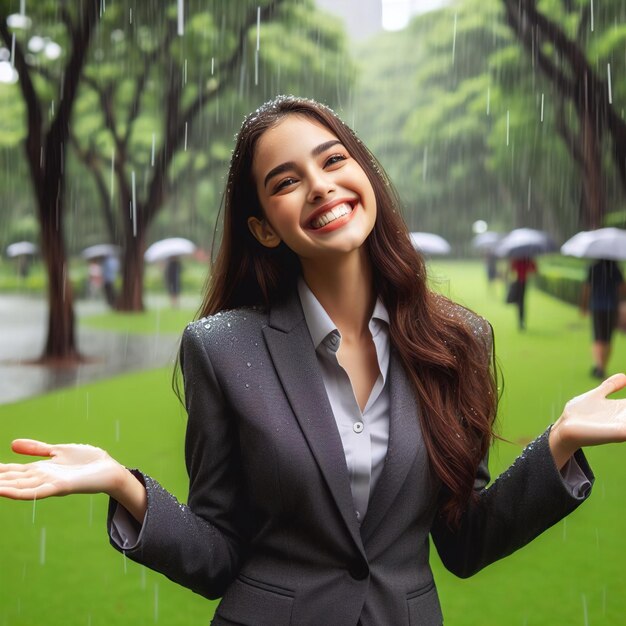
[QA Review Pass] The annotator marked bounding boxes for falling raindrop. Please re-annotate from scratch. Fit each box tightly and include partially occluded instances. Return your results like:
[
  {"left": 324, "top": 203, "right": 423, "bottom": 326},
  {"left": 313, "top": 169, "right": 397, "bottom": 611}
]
[
  {"left": 506, "top": 110, "right": 510, "bottom": 146},
  {"left": 452, "top": 13, "right": 457, "bottom": 64},
  {"left": 131, "top": 171, "right": 137, "bottom": 237},
  {"left": 607, "top": 63, "right": 612, "bottom": 104},
  {"left": 540, "top": 93, "right": 544, "bottom": 122},
  {"left": 486, "top": 86, "right": 490, "bottom": 115},
  {"left": 151, "top": 133, "right": 155, "bottom": 166},
  {"left": 110, "top": 148, "right": 115, "bottom": 199},
  {"left": 123, "top": 550, "right": 127, "bottom": 574},
  {"left": 422, "top": 146, "right": 428, "bottom": 181},
  {"left": 582, "top": 593, "right": 589, "bottom": 626},
  {"left": 184, "top": 122, "right": 188, "bottom": 151},
  {"left": 590, "top": 0, "right": 594, "bottom": 32},
  {"left": 10, "top": 33, "right": 15, "bottom": 68},
  {"left": 178, "top": 0, "right": 184, "bottom": 36},
  {"left": 255, "top": 6, "right": 261, "bottom": 85}
]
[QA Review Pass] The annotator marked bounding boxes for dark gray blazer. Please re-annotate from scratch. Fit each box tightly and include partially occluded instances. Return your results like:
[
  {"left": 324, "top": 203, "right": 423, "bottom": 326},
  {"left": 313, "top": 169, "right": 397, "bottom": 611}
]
[{"left": 108, "top": 292, "right": 593, "bottom": 626}]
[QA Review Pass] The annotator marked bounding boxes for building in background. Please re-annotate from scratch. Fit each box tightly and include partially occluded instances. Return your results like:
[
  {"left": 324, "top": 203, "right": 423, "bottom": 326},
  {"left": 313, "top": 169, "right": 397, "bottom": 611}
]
[
  {"left": 315, "top": 0, "right": 382, "bottom": 40},
  {"left": 315, "top": 0, "right": 452, "bottom": 38}
]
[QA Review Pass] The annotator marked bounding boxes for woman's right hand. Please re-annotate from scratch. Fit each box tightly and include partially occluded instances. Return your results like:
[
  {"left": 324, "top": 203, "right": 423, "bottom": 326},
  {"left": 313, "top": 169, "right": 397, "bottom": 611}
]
[{"left": 0, "top": 439, "right": 124, "bottom": 500}]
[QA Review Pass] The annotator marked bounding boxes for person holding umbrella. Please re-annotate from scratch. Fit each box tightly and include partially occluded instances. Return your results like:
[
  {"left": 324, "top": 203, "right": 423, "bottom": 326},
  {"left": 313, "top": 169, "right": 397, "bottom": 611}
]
[
  {"left": 561, "top": 228, "right": 626, "bottom": 379},
  {"left": 164, "top": 256, "right": 182, "bottom": 308},
  {"left": 581, "top": 259, "right": 626, "bottom": 379},
  {"left": 497, "top": 229, "right": 555, "bottom": 331},
  {"left": 509, "top": 256, "right": 537, "bottom": 331}
]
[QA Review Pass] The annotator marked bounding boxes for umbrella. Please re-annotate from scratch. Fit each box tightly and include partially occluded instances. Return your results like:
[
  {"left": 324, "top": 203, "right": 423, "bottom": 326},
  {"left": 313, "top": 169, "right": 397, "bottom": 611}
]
[
  {"left": 560, "top": 228, "right": 626, "bottom": 261},
  {"left": 6, "top": 241, "right": 37, "bottom": 257},
  {"left": 409, "top": 232, "right": 451, "bottom": 256},
  {"left": 471, "top": 231, "right": 502, "bottom": 252},
  {"left": 81, "top": 244, "right": 120, "bottom": 260},
  {"left": 144, "top": 237, "right": 196, "bottom": 263},
  {"left": 495, "top": 228, "right": 557, "bottom": 258}
]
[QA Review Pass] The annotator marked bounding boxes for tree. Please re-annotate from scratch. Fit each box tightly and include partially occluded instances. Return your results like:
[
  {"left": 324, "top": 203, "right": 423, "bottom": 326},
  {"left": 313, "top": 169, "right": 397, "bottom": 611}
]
[
  {"left": 501, "top": 0, "right": 626, "bottom": 229},
  {"left": 0, "top": 1, "right": 100, "bottom": 361},
  {"left": 71, "top": 0, "right": 354, "bottom": 310}
]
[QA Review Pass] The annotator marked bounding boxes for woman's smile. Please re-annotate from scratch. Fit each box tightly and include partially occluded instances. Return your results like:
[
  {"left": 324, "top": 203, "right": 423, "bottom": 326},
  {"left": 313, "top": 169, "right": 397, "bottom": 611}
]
[{"left": 305, "top": 199, "right": 357, "bottom": 231}]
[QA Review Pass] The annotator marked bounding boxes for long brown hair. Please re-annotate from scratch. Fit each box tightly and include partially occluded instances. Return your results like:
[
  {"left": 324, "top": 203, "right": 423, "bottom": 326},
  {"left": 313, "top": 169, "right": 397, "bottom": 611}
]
[{"left": 198, "top": 96, "right": 498, "bottom": 526}]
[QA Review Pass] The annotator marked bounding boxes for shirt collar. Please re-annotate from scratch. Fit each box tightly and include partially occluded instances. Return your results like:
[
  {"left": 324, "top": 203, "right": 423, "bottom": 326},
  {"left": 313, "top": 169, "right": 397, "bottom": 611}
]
[{"left": 297, "top": 276, "right": 389, "bottom": 349}]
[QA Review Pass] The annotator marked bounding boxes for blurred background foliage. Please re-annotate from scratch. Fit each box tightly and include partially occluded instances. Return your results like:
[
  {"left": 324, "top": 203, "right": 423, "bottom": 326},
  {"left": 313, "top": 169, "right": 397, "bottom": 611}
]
[{"left": 1, "top": 0, "right": 625, "bottom": 254}]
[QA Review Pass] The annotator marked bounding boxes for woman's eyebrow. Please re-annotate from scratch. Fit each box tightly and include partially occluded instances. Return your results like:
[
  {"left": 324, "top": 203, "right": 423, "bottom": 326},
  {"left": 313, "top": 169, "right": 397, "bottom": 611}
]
[{"left": 263, "top": 139, "right": 343, "bottom": 188}]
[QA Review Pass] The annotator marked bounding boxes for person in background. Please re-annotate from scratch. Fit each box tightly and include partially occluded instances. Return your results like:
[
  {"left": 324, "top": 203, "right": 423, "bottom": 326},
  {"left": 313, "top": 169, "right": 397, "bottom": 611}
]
[
  {"left": 510, "top": 256, "right": 537, "bottom": 330},
  {"left": 485, "top": 251, "right": 498, "bottom": 290},
  {"left": 581, "top": 258, "right": 626, "bottom": 379},
  {"left": 86, "top": 260, "right": 102, "bottom": 299},
  {"left": 102, "top": 254, "right": 120, "bottom": 309},
  {"left": 164, "top": 256, "right": 182, "bottom": 308}
]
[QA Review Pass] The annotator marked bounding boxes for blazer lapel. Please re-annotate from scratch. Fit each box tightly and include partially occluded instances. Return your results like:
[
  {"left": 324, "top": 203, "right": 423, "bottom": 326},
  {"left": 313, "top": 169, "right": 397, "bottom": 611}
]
[
  {"left": 262, "top": 293, "right": 365, "bottom": 554},
  {"left": 360, "top": 351, "right": 428, "bottom": 542}
]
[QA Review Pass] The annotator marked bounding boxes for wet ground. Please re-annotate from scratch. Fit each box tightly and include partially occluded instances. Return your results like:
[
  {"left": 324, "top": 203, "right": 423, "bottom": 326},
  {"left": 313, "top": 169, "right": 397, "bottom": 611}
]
[{"left": 0, "top": 294, "right": 195, "bottom": 405}]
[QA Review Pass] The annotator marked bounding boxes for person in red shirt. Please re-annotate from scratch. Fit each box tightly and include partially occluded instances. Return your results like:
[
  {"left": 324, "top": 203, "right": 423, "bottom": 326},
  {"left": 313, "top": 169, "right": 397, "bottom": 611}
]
[{"left": 510, "top": 256, "right": 537, "bottom": 330}]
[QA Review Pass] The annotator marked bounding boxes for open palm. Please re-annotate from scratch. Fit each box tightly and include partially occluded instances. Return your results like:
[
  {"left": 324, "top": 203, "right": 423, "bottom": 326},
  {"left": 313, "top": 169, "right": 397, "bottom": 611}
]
[
  {"left": 550, "top": 373, "right": 626, "bottom": 467},
  {"left": 0, "top": 439, "right": 118, "bottom": 500}
]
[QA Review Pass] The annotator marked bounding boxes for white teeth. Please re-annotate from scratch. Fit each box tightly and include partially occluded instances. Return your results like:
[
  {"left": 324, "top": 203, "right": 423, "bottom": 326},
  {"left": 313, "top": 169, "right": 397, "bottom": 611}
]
[{"left": 311, "top": 203, "right": 352, "bottom": 229}]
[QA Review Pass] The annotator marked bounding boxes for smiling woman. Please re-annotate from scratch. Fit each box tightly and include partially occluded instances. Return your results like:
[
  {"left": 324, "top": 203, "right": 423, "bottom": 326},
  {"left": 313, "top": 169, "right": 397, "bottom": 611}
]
[{"left": 1, "top": 96, "right": 626, "bottom": 626}]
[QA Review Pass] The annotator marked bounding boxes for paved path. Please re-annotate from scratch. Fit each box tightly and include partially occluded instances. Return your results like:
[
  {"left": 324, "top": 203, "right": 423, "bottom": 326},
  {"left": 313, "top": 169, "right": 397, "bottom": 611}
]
[{"left": 0, "top": 294, "right": 192, "bottom": 406}]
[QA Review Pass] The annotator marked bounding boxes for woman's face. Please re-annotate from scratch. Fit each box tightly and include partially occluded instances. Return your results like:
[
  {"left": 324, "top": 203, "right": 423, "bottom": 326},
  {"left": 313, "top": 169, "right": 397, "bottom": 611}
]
[{"left": 249, "top": 114, "right": 377, "bottom": 262}]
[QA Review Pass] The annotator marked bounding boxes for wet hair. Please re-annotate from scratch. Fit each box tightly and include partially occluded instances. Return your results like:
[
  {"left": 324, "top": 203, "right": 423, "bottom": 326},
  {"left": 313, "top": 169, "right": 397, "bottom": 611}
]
[{"left": 196, "top": 95, "right": 498, "bottom": 526}]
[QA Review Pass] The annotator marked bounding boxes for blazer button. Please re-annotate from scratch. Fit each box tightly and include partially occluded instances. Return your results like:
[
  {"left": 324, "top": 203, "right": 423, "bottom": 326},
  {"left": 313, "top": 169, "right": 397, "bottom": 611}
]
[{"left": 348, "top": 561, "right": 369, "bottom": 580}]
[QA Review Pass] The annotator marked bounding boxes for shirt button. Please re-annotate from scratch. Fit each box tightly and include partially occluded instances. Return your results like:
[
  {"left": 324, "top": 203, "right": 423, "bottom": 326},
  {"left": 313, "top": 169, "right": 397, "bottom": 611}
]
[{"left": 353, "top": 421, "right": 364, "bottom": 433}]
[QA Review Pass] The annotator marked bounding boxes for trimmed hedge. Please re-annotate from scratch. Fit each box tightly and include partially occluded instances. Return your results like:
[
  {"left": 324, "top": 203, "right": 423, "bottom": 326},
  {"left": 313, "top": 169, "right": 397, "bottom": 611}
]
[
  {"left": 535, "top": 257, "right": 626, "bottom": 308},
  {"left": 534, "top": 266, "right": 585, "bottom": 306}
]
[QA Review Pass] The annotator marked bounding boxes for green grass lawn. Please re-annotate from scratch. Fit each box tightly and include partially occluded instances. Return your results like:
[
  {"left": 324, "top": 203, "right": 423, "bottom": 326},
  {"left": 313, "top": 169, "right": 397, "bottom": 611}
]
[
  {"left": 1, "top": 260, "right": 625, "bottom": 625},
  {"left": 82, "top": 306, "right": 199, "bottom": 335}
]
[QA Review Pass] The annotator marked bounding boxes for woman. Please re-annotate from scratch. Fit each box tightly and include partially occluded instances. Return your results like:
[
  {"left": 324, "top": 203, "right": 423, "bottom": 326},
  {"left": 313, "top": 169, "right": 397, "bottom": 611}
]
[{"left": 1, "top": 97, "right": 625, "bottom": 626}]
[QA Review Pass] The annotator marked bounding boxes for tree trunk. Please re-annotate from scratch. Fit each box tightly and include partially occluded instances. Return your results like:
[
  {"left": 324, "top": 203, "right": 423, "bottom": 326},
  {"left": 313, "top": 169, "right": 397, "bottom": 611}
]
[
  {"left": 37, "top": 177, "right": 80, "bottom": 361},
  {"left": 579, "top": 110, "right": 605, "bottom": 229},
  {"left": 117, "top": 221, "right": 146, "bottom": 312}
]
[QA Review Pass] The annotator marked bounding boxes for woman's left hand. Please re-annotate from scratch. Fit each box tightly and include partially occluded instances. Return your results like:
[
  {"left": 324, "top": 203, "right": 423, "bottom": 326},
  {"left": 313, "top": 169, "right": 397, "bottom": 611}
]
[{"left": 549, "top": 373, "right": 626, "bottom": 469}]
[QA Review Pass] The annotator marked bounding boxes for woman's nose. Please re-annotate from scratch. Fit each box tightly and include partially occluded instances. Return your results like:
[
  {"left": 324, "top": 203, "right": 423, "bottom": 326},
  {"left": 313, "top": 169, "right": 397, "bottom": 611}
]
[{"left": 306, "top": 170, "right": 335, "bottom": 203}]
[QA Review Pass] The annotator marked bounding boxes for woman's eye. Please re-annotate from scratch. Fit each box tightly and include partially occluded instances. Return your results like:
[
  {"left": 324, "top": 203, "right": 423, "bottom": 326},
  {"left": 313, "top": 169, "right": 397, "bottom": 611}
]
[
  {"left": 275, "top": 177, "right": 297, "bottom": 191},
  {"left": 325, "top": 154, "right": 347, "bottom": 167}
]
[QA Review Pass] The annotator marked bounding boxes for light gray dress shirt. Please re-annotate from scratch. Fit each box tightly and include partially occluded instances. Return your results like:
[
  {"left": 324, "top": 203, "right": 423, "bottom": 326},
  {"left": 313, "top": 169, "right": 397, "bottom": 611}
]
[{"left": 297, "top": 278, "right": 391, "bottom": 523}]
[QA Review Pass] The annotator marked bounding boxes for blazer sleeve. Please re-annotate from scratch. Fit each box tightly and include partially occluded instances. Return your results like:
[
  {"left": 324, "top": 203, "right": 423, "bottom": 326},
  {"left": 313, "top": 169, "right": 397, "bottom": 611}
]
[
  {"left": 106, "top": 323, "right": 248, "bottom": 599},
  {"left": 430, "top": 321, "right": 594, "bottom": 578}
]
